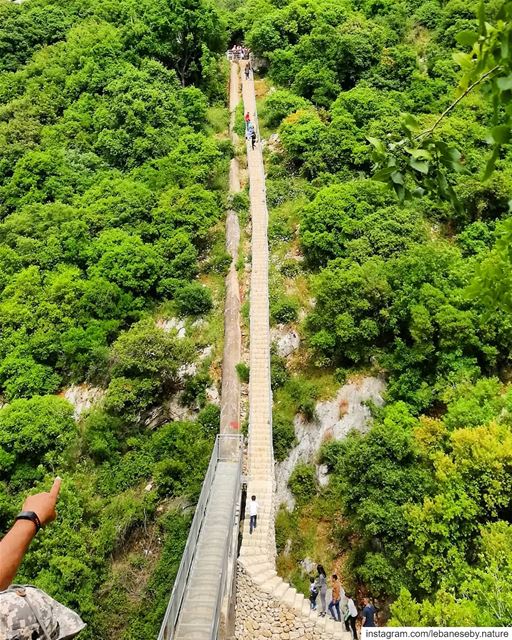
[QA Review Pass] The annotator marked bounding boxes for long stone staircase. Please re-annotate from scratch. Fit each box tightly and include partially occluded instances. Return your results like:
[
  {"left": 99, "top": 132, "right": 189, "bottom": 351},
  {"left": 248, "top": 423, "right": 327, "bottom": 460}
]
[
  {"left": 235, "top": 62, "right": 350, "bottom": 640},
  {"left": 158, "top": 61, "right": 351, "bottom": 640}
]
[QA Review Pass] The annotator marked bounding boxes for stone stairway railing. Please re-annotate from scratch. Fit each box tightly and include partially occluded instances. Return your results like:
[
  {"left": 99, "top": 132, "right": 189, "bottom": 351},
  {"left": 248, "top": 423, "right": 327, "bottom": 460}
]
[
  {"left": 158, "top": 434, "right": 242, "bottom": 640},
  {"left": 234, "top": 60, "right": 350, "bottom": 640}
]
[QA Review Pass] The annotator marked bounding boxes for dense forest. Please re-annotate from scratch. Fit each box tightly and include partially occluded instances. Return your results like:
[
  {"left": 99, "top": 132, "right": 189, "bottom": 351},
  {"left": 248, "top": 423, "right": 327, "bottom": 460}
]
[
  {"left": 230, "top": 0, "right": 512, "bottom": 627},
  {"left": 3, "top": 0, "right": 512, "bottom": 632},
  {"left": 0, "top": 0, "right": 231, "bottom": 636}
]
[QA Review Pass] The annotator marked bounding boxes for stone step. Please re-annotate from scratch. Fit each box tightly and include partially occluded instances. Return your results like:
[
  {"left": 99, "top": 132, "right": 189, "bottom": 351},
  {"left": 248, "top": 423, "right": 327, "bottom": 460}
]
[
  {"left": 242, "top": 520, "right": 271, "bottom": 530},
  {"left": 272, "top": 580, "right": 289, "bottom": 599},
  {"left": 242, "top": 520, "right": 272, "bottom": 530},
  {"left": 314, "top": 613, "right": 327, "bottom": 630},
  {"left": 239, "top": 545, "right": 267, "bottom": 556},
  {"left": 282, "top": 586, "right": 297, "bottom": 607},
  {"left": 241, "top": 557, "right": 272, "bottom": 571},
  {"left": 242, "top": 526, "right": 272, "bottom": 536},
  {"left": 292, "top": 591, "right": 305, "bottom": 615},
  {"left": 251, "top": 569, "right": 277, "bottom": 585},
  {"left": 242, "top": 560, "right": 274, "bottom": 576},
  {"left": 259, "top": 575, "right": 282, "bottom": 594},
  {"left": 326, "top": 618, "right": 341, "bottom": 634},
  {"left": 301, "top": 600, "right": 312, "bottom": 618}
]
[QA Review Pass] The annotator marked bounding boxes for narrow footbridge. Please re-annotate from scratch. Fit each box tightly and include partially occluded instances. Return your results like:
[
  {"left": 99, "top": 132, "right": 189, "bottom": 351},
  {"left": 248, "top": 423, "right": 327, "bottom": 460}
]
[
  {"left": 157, "top": 434, "right": 242, "bottom": 640},
  {"left": 157, "top": 62, "right": 350, "bottom": 640}
]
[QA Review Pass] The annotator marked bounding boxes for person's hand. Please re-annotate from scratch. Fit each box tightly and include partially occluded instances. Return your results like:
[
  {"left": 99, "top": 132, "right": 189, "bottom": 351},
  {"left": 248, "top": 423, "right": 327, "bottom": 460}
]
[{"left": 22, "top": 477, "right": 62, "bottom": 527}]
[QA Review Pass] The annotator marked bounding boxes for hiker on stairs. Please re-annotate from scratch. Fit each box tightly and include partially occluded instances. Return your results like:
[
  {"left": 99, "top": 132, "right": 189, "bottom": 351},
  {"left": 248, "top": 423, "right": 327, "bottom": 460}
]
[
  {"left": 328, "top": 574, "right": 342, "bottom": 622},
  {"left": 316, "top": 565, "right": 327, "bottom": 617},
  {"left": 249, "top": 495, "right": 259, "bottom": 534}
]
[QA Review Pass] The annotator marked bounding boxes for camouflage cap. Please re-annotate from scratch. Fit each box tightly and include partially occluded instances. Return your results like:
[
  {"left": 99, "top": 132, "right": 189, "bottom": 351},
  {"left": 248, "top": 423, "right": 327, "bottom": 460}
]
[{"left": 0, "top": 585, "right": 86, "bottom": 640}]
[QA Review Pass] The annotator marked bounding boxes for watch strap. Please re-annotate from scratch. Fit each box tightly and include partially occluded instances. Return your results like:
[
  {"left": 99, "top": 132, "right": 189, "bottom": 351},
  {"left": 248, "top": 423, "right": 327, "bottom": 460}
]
[{"left": 15, "top": 511, "right": 41, "bottom": 533}]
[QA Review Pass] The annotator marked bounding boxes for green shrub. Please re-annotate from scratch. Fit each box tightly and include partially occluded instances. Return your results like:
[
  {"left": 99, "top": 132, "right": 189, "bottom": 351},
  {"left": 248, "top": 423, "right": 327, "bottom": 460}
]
[
  {"left": 82, "top": 410, "right": 122, "bottom": 462},
  {"left": 174, "top": 282, "right": 213, "bottom": 316},
  {"left": 231, "top": 190, "right": 249, "bottom": 216},
  {"left": 273, "top": 414, "right": 296, "bottom": 461},
  {"left": 288, "top": 463, "right": 317, "bottom": 505},
  {"left": 234, "top": 102, "right": 246, "bottom": 137},
  {"left": 182, "top": 371, "right": 211, "bottom": 407},
  {"left": 281, "top": 259, "right": 301, "bottom": 277},
  {"left": 104, "top": 376, "right": 159, "bottom": 422},
  {"left": 335, "top": 368, "right": 348, "bottom": 385},
  {"left": 197, "top": 404, "right": 220, "bottom": 436},
  {"left": 270, "top": 296, "right": 299, "bottom": 324},
  {"left": 271, "top": 353, "right": 289, "bottom": 390},
  {"left": 263, "top": 89, "right": 310, "bottom": 127},
  {"left": 209, "top": 247, "right": 232, "bottom": 274},
  {"left": 275, "top": 505, "right": 296, "bottom": 554},
  {"left": 236, "top": 362, "right": 250, "bottom": 383},
  {"left": 0, "top": 396, "right": 76, "bottom": 487},
  {"left": 287, "top": 377, "right": 318, "bottom": 421}
]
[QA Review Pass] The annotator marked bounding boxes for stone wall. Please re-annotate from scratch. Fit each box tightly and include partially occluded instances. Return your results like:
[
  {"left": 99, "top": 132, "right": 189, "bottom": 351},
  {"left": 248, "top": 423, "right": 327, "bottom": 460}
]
[{"left": 235, "top": 566, "right": 347, "bottom": 640}]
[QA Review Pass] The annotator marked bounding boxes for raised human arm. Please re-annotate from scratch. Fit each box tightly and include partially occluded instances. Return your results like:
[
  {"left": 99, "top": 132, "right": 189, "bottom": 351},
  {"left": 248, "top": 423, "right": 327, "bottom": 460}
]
[{"left": 0, "top": 478, "right": 61, "bottom": 590}]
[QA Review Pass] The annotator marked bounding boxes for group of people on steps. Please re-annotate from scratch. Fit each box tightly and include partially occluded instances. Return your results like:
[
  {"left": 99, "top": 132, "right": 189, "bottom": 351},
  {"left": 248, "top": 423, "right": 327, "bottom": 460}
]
[
  {"left": 309, "top": 565, "right": 376, "bottom": 640},
  {"left": 229, "top": 43, "right": 250, "bottom": 60}
]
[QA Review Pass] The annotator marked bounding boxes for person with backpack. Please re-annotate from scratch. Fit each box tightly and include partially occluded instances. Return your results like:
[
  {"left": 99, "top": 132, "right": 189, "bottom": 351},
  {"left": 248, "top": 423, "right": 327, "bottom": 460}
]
[
  {"left": 316, "top": 565, "right": 327, "bottom": 617},
  {"left": 309, "top": 576, "right": 318, "bottom": 610},
  {"left": 245, "top": 63, "right": 251, "bottom": 80},
  {"left": 251, "top": 129, "right": 257, "bottom": 150}
]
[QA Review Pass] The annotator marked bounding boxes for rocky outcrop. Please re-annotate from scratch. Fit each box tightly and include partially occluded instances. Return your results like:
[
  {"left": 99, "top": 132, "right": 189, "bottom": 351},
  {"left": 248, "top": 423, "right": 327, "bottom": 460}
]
[
  {"left": 275, "top": 376, "right": 385, "bottom": 510},
  {"left": 63, "top": 384, "right": 105, "bottom": 419},
  {"left": 270, "top": 326, "right": 300, "bottom": 358},
  {"left": 155, "top": 317, "right": 186, "bottom": 338}
]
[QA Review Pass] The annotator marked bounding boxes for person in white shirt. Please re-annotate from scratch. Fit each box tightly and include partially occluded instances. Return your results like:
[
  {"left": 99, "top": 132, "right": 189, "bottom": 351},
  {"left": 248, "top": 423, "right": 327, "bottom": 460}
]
[
  {"left": 344, "top": 594, "right": 358, "bottom": 640},
  {"left": 249, "top": 495, "right": 259, "bottom": 534}
]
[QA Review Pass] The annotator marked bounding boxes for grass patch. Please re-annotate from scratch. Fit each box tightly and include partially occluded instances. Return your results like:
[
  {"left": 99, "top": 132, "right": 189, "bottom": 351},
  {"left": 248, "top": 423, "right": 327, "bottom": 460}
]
[
  {"left": 207, "top": 105, "right": 229, "bottom": 135},
  {"left": 275, "top": 491, "right": 345, "bottom": 595}
]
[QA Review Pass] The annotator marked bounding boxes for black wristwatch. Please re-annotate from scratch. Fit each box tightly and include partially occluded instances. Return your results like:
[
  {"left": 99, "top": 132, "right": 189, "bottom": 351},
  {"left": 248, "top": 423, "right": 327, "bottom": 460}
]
[{"left": 15, "top": 511, "right": 42, "bottom": 533}]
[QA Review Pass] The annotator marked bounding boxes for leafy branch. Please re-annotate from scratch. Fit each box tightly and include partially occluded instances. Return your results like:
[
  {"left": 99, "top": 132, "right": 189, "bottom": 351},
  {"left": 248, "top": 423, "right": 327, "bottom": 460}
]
[
  {"left": 414, "top": 64, "right": 501, "bottom": 142},
  {"left": 369, "top": 1, "right": 512, "bottom": 205}
]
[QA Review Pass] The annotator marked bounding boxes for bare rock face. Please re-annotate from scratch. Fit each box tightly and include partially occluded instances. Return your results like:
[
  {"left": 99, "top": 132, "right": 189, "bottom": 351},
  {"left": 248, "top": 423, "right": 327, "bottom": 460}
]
[
  {"left": 271, "top": 326, "right": 300, "bottom": 358},
  {"left": 275, "top": 376, "right": 386, "bottom": 510},
  {"left": 299, "top": 557, "right": 317, "bottom": 575},
  {"left": 155, "top": 317, "right": 186, "bottom": 338},
  {"left": 63, "top": 384, "right": 105, "bottom": 419},
  {"left": 167, "top": 396, "right": 196, "bottom": 422},
  {"left": 206, "top": 384, "right": 220, "bottom": 406}
]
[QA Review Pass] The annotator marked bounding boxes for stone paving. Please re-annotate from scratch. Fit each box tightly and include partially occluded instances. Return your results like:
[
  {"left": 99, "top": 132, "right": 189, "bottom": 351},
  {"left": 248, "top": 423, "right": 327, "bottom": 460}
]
[
  {"left": 220, "top": 61, "right": 242, "bottom": 435},
  {"left": 235, "top": 62, "right": 350, "bottom": 640}
]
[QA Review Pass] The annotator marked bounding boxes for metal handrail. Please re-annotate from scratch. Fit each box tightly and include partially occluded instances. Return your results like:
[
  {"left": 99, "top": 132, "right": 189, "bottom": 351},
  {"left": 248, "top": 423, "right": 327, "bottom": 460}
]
[
  {"left": 157, "top": 434, "right": 242, "bottom": 640},
  {"left": 210, "top": 437, "right": 243, "bottom": 638}
]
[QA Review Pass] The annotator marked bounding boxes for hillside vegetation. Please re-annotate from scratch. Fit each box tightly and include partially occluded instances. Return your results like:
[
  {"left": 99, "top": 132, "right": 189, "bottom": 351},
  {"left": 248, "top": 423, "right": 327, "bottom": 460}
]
[
  {"left": 0, "top": 0, "right": 230, "bottom": 636},
  {"left": 232, "top": 0, "right": 512, "bottom": 625}
]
